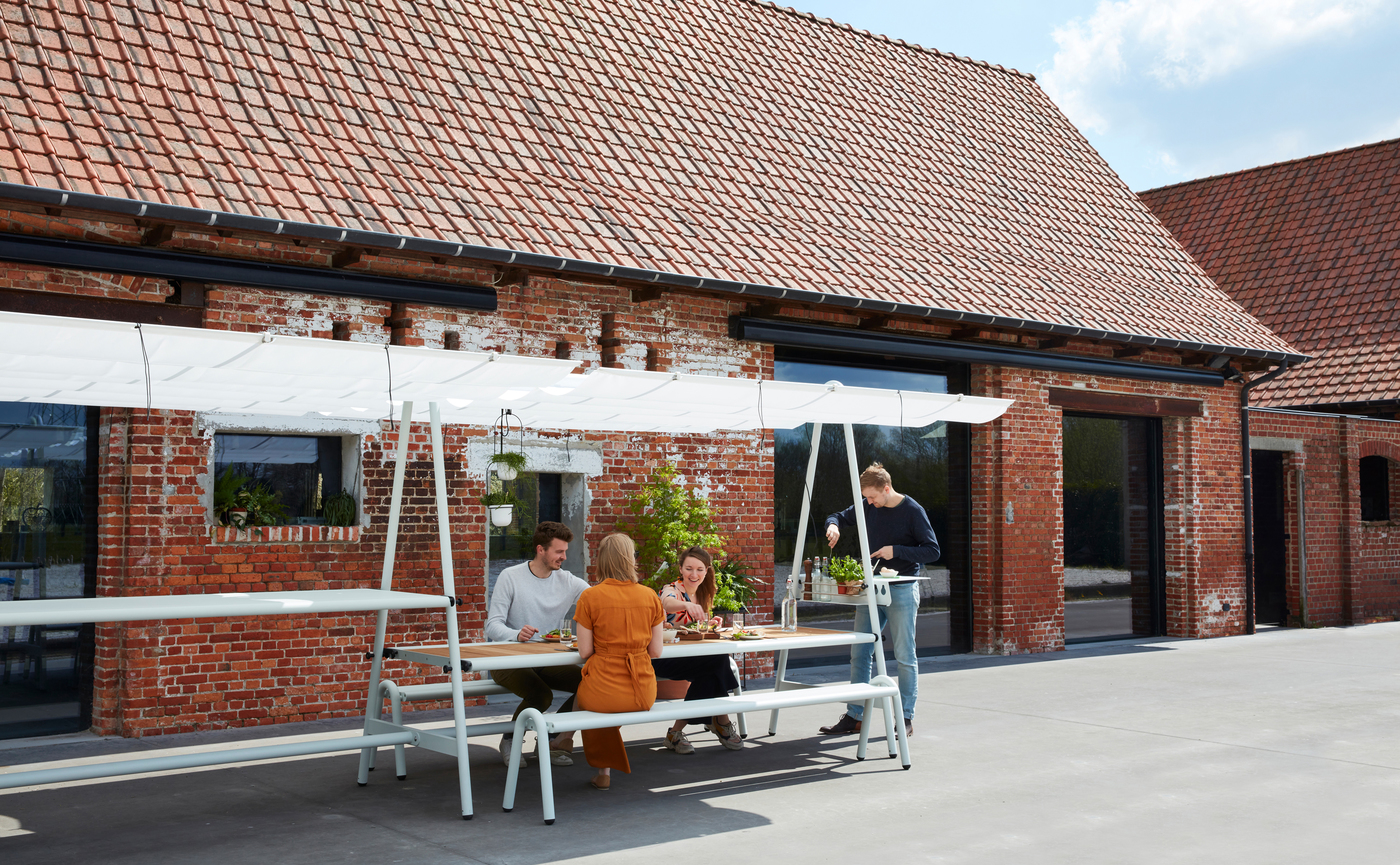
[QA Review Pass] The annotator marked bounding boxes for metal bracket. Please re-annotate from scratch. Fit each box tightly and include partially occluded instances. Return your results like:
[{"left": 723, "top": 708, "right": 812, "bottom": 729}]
[
  {"left": 445, "top": 596, "right": 464, "bottom": 607},
  {"left": 441, "top": 660, "right": 473, "bottom": 674},
  {"left": 364, "top": 647, "right": 399, "bottom": 661}
]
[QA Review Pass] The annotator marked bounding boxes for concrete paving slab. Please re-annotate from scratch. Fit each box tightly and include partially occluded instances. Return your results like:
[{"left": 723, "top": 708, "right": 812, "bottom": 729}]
[{"left": 2, "top": 623, "right": 1399, "bottom": 863}]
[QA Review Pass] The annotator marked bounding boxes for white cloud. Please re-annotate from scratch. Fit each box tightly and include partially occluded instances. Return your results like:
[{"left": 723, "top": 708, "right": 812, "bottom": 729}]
[{"left": 1041, "top": 0, "right": 1385, "bottom": 133}]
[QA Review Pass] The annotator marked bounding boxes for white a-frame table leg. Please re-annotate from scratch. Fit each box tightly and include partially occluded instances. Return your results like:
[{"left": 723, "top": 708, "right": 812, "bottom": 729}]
[
  {"left": 359, "top": 401, "right": 414, "bottom": 785},
  {"left": 770, "top": 421, "right": 822, "bottom": 736},
  {"left": 429, "top": 402, "right": 475, "bottom": 819},
  {"left": 843, "top": 422, "right": 901, "bottom": 760}
]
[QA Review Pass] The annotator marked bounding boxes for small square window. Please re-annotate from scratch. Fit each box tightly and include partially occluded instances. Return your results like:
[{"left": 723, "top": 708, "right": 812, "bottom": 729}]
[
  {"left": 214, "top": 433, "right": 345, "bottom": 525},
  {"left": 1359, "top": 455, "right": 1390, "bottom": 521}
]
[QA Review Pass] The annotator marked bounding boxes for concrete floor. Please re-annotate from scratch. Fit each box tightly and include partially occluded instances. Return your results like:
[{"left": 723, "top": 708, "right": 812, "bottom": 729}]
[{"left": 3, "top": 622, "right": 1400, "bottom": 864}]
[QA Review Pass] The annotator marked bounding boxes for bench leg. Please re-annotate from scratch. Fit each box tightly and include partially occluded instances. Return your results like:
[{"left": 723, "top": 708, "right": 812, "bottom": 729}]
[
  {"left": 855, "top": 698, "right": 874, "bottom": 761},
  {"left": 502, "top": 708, "right": 538, "bottom": 813},
  {"left": 387, "top": 682, "right": 407, "bottom": 780},
  {"left": 875, "top": 676, "right": 911, "bottom": 768},
  {"left": 531, "top": 713, "right": 558, "bottom": 825},
  {"left": 729, "top": 657, "right": 748, "bottom": 739},
  {"left": 357, "top": 677, "right": 389, "bottom": 786},
  {"left": 768, "top": 648, "right": 790, "bottom": 736}
]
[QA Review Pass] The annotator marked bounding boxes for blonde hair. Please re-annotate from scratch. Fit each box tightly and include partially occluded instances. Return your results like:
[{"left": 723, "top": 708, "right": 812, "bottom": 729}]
[
  {"left": 595, "top": 532, "right": 639, "bottom": 583},
  {"left": 859, "top": 462, "right": 892, "bottom": 490}
]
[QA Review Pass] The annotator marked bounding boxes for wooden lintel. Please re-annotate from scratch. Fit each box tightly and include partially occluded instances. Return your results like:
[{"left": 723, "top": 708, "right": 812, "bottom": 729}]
[
  {"left": 331, "top": 246, "right": 363, "bottom": 269},
  {"left": 1048, "top": 387, "right": 1203, "bottom": 417},
  {"left": 0, "top": 286, "right": 203, "bottom": 328}
]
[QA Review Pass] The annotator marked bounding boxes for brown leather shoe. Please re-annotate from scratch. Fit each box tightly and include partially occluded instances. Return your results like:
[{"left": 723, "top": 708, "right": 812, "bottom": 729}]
[
  {"left": 590, "top": 773, "right": 610, "bottom": 790},
  {"left": 819, "top": 713, "right": 861, "bottom": 735}
]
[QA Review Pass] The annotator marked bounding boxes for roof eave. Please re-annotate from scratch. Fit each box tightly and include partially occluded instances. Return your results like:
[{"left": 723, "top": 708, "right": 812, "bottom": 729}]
[{"left": 0, "top": 182, "right": 1310, "bottom": 365}]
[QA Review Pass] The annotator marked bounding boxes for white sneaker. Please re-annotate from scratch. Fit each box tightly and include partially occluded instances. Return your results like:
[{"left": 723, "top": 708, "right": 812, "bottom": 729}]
[{"left": 664, "top": 729, "right": 695, "bottom": 754}]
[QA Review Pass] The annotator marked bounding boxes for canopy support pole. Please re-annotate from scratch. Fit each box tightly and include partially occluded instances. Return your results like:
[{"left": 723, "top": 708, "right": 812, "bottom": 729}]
[
  {"left": 842, "top": 423, "right": 888, "bottom": 679},
  {"left": 429, "top": 401, "right": 475, "bottom": 819},
  {"left": 359, "top": 401, "right": 414, "bottom": 785},
  {"left": 769, "top": 422, "right": 824, "bottom": 735}
]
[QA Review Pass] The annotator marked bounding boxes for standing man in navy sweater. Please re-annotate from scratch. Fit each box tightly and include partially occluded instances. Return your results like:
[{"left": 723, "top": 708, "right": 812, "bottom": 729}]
[{"left": 819, "top": 462, "right": 939, "bottom": 738}]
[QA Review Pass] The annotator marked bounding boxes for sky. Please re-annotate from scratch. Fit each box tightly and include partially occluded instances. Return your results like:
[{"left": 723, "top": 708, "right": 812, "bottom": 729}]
[{"left": 789, "top": 0, "right": 1400, "bottom": 191}]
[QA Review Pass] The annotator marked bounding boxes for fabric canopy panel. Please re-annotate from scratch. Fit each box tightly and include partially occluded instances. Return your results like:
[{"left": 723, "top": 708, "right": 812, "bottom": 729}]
[{"left": 0, "top": 311, "right": 1013, "bottom": 431}]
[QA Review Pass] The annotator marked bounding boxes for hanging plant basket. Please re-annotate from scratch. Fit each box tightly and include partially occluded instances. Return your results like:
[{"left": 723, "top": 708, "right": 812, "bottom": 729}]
[
  {"left": 489, "top": 450, "right": 527, "bottom": 481},
  {"left": 489, "top": 410, "right": 527, "bottom": 480},
  {"left": 488, "top": 504, "right": 515, "bottom": 527}
]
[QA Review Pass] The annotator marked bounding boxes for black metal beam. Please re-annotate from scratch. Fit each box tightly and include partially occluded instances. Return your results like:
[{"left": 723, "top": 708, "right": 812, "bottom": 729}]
[
  {"left": 730, "top": 317, "right": 1228, "bottom": 387},
  {"left": 0, "top": 231, "right": 496, "bottom": 311}
]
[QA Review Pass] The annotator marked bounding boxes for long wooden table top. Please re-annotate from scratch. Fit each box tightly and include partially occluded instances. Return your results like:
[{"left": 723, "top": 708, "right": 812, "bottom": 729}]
[{"left": 390, "top": 626, "right": 872, "bottom": 672}]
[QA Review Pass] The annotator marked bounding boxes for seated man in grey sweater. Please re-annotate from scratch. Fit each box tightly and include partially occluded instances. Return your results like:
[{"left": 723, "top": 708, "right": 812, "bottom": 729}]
[{"left": 486, "top": 520, "right": 589, "bottom": 766}]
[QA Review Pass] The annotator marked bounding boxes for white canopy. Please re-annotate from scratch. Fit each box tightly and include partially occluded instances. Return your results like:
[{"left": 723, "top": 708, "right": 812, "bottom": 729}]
[{"left": 0, "top": 310, "right": 1012, "bottom": 431}]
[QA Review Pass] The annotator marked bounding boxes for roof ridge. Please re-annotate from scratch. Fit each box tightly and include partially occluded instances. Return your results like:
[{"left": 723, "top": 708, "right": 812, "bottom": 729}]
[
  {"left": 1138, "top": 135, "right": 1400, "bottom": 196},
  {"left": 746, "top": 0, "right": 1036, "bottom": 81}
]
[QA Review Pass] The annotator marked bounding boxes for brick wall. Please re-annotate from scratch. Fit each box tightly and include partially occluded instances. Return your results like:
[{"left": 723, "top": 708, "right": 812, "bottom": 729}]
[
  {"left": 1247, "top": 410, "right": 1400, "bottom": 627},
  {"left": 968, "top": 366, "right": 1250, "bottom": 653},
  {"left": 2, "top": 204, "right": 774, "bottom": 735}
]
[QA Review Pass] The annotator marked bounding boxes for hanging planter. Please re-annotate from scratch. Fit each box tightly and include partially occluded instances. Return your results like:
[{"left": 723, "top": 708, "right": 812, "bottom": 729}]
[
  {"left": 489, "top": 450, "right": 527, "bottom": 482},
  {"left": 482, "top": 489, "right": 520, "bottom": 527},
  {"left": 489, "top": 409, "right": 526, "bottom": 480}
]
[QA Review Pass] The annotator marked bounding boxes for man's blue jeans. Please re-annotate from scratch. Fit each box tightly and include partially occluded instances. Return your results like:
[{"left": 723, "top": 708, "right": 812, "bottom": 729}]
[{"left": 847, "top": 581, "right": 917, "bottom": 721}]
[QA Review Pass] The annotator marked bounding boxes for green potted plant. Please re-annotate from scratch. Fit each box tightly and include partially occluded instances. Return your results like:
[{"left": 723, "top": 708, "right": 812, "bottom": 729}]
[
  {"left": 828, "top": 555, "right": 866, "bottom": 594},
  {"left": 489, "top": 450, "right": 527, "bottom": 481},
  {"left": 213, "top": 466, "right": 251, "bottom": 527},
  {"left": 242, "top": 482, "right": 288, "bottom": 527},
  {"left": 482, "top": 488, "right": 520, "bottom": 527},
  {"left": 322, "top": 491, "right": 356, "bottom": 527}
]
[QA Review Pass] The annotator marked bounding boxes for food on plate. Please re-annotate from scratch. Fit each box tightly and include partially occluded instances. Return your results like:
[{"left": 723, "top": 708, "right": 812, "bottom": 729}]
[{"left": 879, "top": 567, "right": 899, "bottom": 576}]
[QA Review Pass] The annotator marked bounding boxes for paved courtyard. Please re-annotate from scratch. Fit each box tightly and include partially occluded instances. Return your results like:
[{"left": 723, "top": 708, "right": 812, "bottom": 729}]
[{"left": 3, "top": 622, "right": 1398, "bottom": 864}]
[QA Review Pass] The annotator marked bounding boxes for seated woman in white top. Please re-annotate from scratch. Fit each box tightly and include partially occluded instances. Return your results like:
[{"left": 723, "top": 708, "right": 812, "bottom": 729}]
[{"left": 651, "top": 546, "right": 742, "bottom": 753}]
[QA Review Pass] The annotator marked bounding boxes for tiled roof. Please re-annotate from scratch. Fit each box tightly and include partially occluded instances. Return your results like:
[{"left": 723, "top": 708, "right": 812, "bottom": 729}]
[
  {"left": 0, "top": 0, "right": 1297, "bottom": 358},
  {"left": 1140, "top": 138, "right": 1400, "bottom": 406}
]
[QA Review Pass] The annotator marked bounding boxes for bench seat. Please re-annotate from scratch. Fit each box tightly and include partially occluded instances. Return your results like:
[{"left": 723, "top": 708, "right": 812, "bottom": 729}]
[{"left": 503, "top": 675, "right": 909, "bottom": 823}]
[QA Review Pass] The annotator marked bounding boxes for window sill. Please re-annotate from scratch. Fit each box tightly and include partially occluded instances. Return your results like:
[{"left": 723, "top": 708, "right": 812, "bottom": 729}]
[
  {"left": 209, "top": 525, "right": 363, "bottom": 544},
  {"left": 1359, "top": 520, "right": 1396, "bottom": 529}
]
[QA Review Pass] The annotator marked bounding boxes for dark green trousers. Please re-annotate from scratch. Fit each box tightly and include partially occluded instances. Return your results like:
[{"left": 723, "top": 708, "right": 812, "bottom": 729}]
[{"left": 490, "top": 664, "right": 583, "bottom": 723}]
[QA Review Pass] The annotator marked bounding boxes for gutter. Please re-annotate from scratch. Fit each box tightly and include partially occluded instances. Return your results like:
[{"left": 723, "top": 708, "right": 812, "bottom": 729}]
[
  {"left": 1239, "top": 361, "right": 1292, "bottom": 635},
  {"left": 0, "top": 182, "right": 1309, "bottom": 364}
]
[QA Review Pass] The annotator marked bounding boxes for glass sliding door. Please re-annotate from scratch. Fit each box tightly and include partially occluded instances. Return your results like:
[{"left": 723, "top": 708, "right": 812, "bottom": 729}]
[
  {"left": 773, "top": 348, "right": 970, "bottom": 662},
  {"left": 0, "top": 403, "right": 98, "bottom": 738},
  {"left": 1062, "top": 414, "right": 1165, "bottom": 642}
]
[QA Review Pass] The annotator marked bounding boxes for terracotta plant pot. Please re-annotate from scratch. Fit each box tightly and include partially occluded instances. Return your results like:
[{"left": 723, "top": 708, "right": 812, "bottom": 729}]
[
  {"left": 655, "top": 679, "right": 691, "bottom": 700},
  {"left": 837, "top": 582, "right": 864, "bottom": 595}
]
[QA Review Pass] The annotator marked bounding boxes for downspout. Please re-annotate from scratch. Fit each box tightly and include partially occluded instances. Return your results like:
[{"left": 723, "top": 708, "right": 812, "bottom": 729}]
[{"left": 1239, "top": 361, "right": 1291, "bottom": 635}]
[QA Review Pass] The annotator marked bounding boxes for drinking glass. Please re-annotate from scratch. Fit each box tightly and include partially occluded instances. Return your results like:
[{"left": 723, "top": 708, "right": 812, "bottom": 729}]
[
  {"left": 559, "top": 618, "right": 573, "bottom": 641},
  {"left": 731, "top": 613, "right": 744, "bottom": 631}
]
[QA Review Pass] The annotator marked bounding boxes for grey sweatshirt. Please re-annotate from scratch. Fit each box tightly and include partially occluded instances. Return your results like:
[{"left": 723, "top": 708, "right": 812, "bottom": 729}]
[{"left": 484, "top": 561, "right": 590, "bottom": 642}]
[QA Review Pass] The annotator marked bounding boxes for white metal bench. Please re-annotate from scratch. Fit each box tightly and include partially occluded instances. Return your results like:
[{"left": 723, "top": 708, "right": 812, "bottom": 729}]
[
  {"left": 364, "top": 663, "right": 750, "bottom": 782},
  {"left": 502, "top": 676, "right": 910, "bottom": 824}
]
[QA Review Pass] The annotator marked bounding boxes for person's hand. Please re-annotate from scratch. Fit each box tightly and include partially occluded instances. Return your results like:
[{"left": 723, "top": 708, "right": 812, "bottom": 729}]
[
  {"left": 683, "top": 602, "right": 706, "bottom": 622},
  {"left": 709, "top": 615, "right": 723, "bottom": 628},
  {"left": 517, "top": 625, "right": 539, "bottom": 642},
  {"left": 870, "top": 546, "right": 894, "bottom": 562},
  {"left": 825, "top": 524, "right": 840, "bottom": 548}
]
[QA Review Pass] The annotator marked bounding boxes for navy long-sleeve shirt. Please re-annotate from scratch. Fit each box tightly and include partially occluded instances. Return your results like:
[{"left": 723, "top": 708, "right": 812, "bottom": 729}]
[{"left": 825, "top": 495, "right": 940, "bottom": 576}]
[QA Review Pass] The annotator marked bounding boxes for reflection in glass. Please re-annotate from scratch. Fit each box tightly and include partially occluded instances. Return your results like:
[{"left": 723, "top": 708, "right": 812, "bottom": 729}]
[
  {"left": 1, "top": 402, "right": 94, "bottom": 739},
  {"left": 214, "top": 433, "right": 343, "bottom": 523},
  {"left": 773, "top": 353, "right": 966, "bottom": 656},
  {"left": 1062, "top": 415, "right": 1162, "bottom": 641}
]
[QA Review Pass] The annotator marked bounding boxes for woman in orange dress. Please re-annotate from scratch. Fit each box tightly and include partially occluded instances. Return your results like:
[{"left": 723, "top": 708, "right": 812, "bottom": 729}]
[{"left": 574, "top": 532, "right": 665, "bottom": 790}]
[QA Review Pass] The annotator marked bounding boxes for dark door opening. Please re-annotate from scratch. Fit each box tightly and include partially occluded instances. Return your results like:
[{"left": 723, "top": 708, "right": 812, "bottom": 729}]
[
  {"left": 1251, "top": 450, "right": 1288, "bottom": 626},
  {"left": 1062, "top": 414, "right": 1165, "bottom": 642}
]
